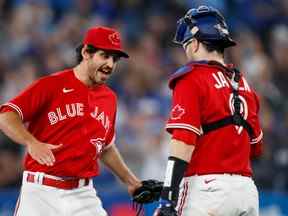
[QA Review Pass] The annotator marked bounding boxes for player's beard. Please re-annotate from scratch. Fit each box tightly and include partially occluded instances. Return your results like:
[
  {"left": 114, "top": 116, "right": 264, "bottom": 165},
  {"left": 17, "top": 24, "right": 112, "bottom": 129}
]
[{"left": 89, "top": 65, "right": 112, "bottom": 86}]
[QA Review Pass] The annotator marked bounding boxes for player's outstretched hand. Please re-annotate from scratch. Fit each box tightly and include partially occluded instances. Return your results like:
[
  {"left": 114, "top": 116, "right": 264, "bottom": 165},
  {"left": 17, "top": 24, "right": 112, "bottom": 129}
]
[{"left": 27, "top": 141, "right": 62, "bottom": 166}]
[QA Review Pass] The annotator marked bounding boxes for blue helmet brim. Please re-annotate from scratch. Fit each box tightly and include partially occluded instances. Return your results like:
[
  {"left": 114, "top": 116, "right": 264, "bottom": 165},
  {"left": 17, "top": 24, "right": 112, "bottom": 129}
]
[{"left": 173, "top": 18, "right": 194, "bottom": 45}]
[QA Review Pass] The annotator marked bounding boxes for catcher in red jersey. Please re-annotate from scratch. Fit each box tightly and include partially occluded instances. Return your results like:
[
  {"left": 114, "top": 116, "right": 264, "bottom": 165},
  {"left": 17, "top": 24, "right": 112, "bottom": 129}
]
[
  {"left": 0, "top": 26, "right": 142, "bottom": 216},
  {"left": 154, "top": 5, "right": 263, "bottom": 216}
]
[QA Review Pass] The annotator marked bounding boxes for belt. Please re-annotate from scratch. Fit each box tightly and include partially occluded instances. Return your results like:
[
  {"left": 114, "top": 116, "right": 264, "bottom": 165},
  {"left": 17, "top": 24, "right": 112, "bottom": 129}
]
[
  {"left": 187, "top": 172, "right": 251, "bottom": 177},
  {"left": 26, "top": 173, "right": 90, "bottom": 190}
]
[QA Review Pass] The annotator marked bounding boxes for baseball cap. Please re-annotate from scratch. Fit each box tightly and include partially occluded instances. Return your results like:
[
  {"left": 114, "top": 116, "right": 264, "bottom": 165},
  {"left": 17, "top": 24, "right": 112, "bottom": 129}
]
[{"left": 83, "top": 26, "right": 129, "bottom": 58}]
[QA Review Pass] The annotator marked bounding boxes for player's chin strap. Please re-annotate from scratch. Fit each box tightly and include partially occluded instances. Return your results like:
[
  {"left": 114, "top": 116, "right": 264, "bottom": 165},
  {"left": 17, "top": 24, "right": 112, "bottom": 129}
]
[{"left": 201, "top": 61, "right": 255, "bottom": 138}]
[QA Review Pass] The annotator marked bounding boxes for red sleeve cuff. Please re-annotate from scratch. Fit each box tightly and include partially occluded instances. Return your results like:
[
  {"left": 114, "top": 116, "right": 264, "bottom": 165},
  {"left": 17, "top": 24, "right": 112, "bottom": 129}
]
[
  {"left": 172, "top": 128, "right": 197, "bottom": 145},
  {"left": 0, "top": 106, "right": 17, "bottom": 113},
  {"left": 250, "top": 140, "right": 263, "bottom": 159}
]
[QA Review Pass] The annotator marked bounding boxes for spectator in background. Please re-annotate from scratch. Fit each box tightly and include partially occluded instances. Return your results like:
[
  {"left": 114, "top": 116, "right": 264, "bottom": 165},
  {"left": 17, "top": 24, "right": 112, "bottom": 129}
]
[
  {"left": 0, "top": 58, "right": 39, "bottom": 103},
  {"left": 0, "top": 133, "right": 22, "bottom": 188},
  {"left": 270, "top": 25, "right": 288, "bottom": 97}
]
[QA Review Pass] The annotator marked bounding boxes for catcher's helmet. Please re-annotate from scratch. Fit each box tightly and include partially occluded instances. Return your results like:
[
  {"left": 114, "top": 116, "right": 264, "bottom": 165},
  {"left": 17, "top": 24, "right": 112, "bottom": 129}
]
[{"left": 174, "top": 5, "right": 236, "bottom": 48}]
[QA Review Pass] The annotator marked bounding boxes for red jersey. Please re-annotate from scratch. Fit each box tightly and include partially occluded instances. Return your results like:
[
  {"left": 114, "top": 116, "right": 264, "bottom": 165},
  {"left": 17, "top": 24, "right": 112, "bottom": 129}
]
[
  {"left": 166, "top": 61, "right": 263, "bottom": 177},
  {"left": 1, "top": 69, "right": 117, "bottom": 178}
]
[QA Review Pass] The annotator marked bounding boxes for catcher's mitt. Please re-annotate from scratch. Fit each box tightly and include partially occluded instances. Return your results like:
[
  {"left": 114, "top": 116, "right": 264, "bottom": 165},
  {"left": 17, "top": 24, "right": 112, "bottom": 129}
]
[{"left": 132, "top": 179, "right": 163, "bottom": 216}]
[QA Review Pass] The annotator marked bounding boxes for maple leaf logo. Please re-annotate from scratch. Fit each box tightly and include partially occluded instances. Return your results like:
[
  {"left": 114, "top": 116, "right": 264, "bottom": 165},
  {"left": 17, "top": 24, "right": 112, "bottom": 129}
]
[
  {"left": 108, "top": 32, "right": 120, "bottom": 45},
  {"left": 170, "top": 104, "right": 185, "bottom": 120}
]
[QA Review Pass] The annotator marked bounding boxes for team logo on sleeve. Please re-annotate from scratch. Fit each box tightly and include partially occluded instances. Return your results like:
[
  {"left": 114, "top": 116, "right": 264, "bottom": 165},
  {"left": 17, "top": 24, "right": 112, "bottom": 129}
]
[
  {"left": 229, "top": 94, "right": 248, "bottom": 134},
  {"left": 170, "top": 104, "right": 185, "bottom": 120},
  {"left": 90, "top": 137, "right": 105, "bottom": 157}
]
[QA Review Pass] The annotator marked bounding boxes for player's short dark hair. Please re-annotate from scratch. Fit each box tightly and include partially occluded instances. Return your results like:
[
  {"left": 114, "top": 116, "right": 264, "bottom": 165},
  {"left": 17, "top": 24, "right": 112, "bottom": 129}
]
[
  {"left": 201, "top": 40, "right": 225, "bottom": 55},
  {"left": 76, "top": 44, "right": 99, "bottom": 64}
]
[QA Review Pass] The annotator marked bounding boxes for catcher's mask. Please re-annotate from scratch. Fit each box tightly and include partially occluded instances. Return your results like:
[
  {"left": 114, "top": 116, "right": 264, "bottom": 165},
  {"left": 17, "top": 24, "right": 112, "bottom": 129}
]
[{"left": 174, "top": 5, "right": 236, "bottom": 48}]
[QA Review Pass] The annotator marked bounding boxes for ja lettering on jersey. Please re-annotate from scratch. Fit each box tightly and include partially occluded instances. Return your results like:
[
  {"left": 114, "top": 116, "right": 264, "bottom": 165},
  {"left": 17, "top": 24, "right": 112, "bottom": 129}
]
[
  {"left": 166, "top": 62, "right": 263, "bottom": 177},
  {"left": 2, "top": 70, "right": 116, "bottom": 178}
]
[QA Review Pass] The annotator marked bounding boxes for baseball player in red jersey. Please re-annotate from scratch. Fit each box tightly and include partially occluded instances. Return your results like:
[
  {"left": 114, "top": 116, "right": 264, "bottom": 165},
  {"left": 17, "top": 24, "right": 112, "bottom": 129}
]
[
  {"left": 0, "top": 26, "right": 142, "bottom": 216},
  {"left": 154, "top": 6, "right": 263, "bottom": 216}
]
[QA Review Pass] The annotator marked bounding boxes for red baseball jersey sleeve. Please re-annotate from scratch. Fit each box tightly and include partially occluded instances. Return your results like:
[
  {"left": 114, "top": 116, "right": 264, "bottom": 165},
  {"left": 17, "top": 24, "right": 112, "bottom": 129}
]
[
  {"left": 166, "top": 71, "right": 202, "bottom": 137},
  {"left": 1, "top": 69, "right": 117, "bottom": 178},
  {"left": 2, "top": 77, "right": 52, "bottom": 122},
  {"left": 166, "top": 62, "right": 263, "bottom": 177}
]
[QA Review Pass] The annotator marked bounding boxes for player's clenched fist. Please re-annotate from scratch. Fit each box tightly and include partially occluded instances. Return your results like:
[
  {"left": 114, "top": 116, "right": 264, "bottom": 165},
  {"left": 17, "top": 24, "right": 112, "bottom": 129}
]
[{"left": 27, "top": 141, "right": 62, "bottom": 166}]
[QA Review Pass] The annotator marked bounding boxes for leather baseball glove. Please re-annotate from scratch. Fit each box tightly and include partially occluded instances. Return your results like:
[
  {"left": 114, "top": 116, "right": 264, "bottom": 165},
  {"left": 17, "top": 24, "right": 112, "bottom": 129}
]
[{"left": 132, "top": 179, "right": 163, "bottom": 215}]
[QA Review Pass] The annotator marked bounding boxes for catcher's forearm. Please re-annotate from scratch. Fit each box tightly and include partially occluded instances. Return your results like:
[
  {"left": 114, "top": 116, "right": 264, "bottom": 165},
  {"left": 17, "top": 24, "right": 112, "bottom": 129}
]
[
  {"left": 101, "top": 144, "right": 139, "bottom": 185},
  {"left": 170, "top": 139, "right": 194, "bottom": 162},
  {"left": 0, "top": 111, "right": 37, "bottom": 146},
  {"left": 160, "top": 139, "right": 194, "bottom": 205}
]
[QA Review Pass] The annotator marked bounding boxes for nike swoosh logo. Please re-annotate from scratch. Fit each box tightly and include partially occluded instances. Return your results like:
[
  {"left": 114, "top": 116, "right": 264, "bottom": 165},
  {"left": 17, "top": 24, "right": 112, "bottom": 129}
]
[
  {"left": 204, "top": 178, "right": 216, "bottom": 184},
  {"left": 63, "top": 88, "right": 74, "bottom": 93}
]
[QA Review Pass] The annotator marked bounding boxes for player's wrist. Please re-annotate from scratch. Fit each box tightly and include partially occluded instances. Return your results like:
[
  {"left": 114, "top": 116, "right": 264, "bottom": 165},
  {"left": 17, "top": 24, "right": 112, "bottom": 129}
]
[
  {"left": 160, "top": 156, "right": 188, "bottom": 205},
  {"left": 24, "top": 137, "right": 39, "bottom": 147},
  {"left": 123, "top": 171, "right": 140, "bottom": 184}
]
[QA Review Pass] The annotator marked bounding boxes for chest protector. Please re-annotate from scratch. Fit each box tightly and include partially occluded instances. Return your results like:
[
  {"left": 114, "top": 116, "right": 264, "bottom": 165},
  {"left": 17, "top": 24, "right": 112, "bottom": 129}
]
[
  {"left": 202, "top": 61, "right": 255, "bottom": 138},
  {"left": 169, "top": 61, "right": 255, "bottom": 138}
]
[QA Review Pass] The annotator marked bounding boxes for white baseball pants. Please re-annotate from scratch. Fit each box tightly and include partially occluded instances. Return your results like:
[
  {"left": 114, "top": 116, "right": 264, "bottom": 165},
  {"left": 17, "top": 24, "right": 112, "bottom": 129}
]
[
  {"left": 176, "top": 174, "right": 259, "bottom": 216},
  {"left": 14, "top": 171, "right": 107, "bottom": 216}
]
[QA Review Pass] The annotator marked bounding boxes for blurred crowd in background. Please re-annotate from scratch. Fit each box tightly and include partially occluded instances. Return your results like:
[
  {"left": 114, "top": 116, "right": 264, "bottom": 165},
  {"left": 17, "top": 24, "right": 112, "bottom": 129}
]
[{"left": 0, "top": 0, "right": 288, "bottom": 205}]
